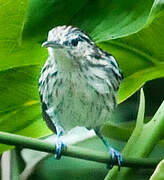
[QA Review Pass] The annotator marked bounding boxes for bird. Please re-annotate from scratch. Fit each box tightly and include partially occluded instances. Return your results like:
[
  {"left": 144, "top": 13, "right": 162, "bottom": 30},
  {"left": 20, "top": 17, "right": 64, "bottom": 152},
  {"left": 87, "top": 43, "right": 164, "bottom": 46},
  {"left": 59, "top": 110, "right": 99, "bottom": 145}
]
[{"left": 39, "top": 25, "right": 123, "bottom": 168}]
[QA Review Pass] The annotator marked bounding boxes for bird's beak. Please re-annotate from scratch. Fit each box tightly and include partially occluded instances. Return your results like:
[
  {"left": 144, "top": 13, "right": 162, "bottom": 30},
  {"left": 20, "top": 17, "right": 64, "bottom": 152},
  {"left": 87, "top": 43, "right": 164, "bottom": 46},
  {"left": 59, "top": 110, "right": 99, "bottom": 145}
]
[{"left": 42, "top": 41, "right": 63, "bottom": 48}]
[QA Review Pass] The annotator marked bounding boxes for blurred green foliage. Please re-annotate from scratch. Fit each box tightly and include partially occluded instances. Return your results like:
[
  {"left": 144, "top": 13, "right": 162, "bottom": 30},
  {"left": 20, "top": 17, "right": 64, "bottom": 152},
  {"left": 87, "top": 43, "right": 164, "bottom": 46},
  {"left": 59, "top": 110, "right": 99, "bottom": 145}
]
[{"left": 0, "top": 0, "right": 164, "bottom": 179}]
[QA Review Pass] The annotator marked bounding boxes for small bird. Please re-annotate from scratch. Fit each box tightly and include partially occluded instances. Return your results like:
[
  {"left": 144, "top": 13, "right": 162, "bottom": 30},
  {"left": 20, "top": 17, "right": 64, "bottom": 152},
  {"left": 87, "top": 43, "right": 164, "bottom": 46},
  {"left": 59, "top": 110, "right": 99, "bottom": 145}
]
[{"left": 39, "top": 25, "right": 123, "bottom": 168}]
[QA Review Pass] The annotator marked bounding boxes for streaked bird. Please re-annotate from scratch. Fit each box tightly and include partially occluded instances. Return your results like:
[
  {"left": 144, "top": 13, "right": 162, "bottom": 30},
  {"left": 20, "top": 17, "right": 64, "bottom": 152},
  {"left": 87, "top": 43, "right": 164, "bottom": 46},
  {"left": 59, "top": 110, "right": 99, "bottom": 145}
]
[{"left": 39, "top": 25, "right": 123, "bottom": 168}]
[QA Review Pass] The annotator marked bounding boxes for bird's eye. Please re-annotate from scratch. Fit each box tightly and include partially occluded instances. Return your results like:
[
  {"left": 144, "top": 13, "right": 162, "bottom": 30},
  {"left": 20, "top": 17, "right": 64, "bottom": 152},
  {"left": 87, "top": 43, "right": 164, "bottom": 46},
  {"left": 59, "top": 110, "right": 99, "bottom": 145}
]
[{"left": 71, "top": 38, "right": 79, "bottom": 46}]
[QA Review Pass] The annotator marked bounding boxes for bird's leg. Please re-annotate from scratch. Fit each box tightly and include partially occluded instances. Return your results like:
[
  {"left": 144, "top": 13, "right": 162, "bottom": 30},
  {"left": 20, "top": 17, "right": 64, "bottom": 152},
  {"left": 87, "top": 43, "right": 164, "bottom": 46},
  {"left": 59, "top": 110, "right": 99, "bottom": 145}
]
[
  {"left": 55, "top": 125, "right": 65, "bottom": 160},
  {"left": 94, "top": 128, "right": 122, "bottom": 170},
  {"left": 109, "top": 147, "right": 122, "bottom": 170}
]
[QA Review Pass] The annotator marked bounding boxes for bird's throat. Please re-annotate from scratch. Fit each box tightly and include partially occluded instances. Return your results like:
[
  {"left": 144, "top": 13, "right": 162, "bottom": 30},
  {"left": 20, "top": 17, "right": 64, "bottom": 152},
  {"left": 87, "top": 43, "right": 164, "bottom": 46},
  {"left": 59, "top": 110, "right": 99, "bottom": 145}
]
[{"left": 50, "top": 48, "right": 78, "bottom": 72}]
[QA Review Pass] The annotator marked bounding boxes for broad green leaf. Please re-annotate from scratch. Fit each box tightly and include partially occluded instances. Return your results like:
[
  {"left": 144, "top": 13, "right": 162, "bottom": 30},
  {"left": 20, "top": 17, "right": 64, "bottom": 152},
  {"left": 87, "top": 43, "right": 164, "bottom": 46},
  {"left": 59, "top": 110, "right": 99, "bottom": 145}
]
[
  {"left": 23, "top": 0, "right": 88, "bottom": 39},
  {"left": 0, "top": 0, "right": 28, "bottom": 45},
  {"left": 0, "top": 0, "right": 51, "bottom": 142},
  {"left": 99, "top": 10, "right": 164, "bottom": 102},
  {"left": 72, "top": 0, "right": 155, "bottom": 42},
  {"left": 23, "top": 0, "right": 156, "bottom": 42},
  {"left": 0, "top": 38, "right": 47, "bottom": 71},
  {"left": 0, "top": 65, "right": 51, "bottom": 137},
  {"left": 0, "top": 0, "right": 28, "bottom": 69}
]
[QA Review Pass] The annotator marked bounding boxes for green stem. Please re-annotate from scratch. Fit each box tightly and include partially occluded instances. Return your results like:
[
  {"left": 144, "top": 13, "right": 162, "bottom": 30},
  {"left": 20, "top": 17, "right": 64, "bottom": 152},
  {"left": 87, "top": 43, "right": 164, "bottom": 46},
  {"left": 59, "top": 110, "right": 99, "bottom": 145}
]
[
  {"left": 0, "top": 131, "right": 161, "bottom": 168},
  {"left": 105, "top": 97, "right": 164, "bottom": 180},
  {"left": 10, "top": 148, "right": 25, "bottom": 180}
]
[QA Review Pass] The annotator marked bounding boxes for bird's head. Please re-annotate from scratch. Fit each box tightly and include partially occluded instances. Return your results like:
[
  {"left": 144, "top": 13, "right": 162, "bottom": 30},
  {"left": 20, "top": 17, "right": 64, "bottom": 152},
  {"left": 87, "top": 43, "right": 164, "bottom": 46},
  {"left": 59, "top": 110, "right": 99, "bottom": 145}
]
[{"left": 42, "top": 26, "right": 94, "bottom": 69}]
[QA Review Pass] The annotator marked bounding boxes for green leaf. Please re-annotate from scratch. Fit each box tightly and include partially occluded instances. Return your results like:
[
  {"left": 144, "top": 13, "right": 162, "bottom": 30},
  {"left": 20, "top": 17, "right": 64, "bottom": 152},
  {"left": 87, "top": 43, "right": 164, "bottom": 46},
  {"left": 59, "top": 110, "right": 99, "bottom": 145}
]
[
  {"left": 101, "top": 121, "right": 134, "bottom": 141},
  {"left": 150, "top": 159, "right": 164, "bottom": 180},
  {"left": 23, "top": 0, "right": 88, "bottom": 39},
  {"left": 0, "top": 0, "right": 28, "bottom": 44},
  {"left": 0, "top": 0, "right": 28, "bottom": 68},
  {"left": 99, "top": 10, "right": 164, "bottom": 102},
  {"left": 0, "top": 65, "right": 51, "bottom": 137},
  {"left": 23, "top": 0, "right": 156, "bottom": 42},
  {"left": 122, "top": 89, "right": 145, "bottom": 155},
  {"left": 105, "top": 98, "right": 164, "bottom": 180},
  {"left": 72, "top": 0, "right": 155, "bottom": 41},
  {"left": 0, "top": 0, "right": 51, "bottom": 144},
  {"left": 147, "top": 0, "right": 164, "bottom": 25},
  {"left": 134, "top": 88, "right": 145, "bottom": 128}
]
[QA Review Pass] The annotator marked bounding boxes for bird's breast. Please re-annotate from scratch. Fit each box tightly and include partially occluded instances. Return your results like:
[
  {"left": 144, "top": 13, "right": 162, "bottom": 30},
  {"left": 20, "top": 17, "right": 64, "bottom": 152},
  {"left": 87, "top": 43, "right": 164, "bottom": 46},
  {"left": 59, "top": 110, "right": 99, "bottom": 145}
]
[
  {"left": 39, "top": 58, "right": 116, "bottom": 132},
  {"left": 49, "top": 71, "right": 113, "bottom": 131}
]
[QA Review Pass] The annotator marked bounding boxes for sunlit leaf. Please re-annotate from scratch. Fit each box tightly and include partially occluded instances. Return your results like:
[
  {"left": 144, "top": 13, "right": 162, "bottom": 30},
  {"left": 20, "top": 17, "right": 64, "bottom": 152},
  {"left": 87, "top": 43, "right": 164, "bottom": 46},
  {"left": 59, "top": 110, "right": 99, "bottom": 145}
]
[{"left": 150, "top": 159, "right": 164, "bottom": 180}]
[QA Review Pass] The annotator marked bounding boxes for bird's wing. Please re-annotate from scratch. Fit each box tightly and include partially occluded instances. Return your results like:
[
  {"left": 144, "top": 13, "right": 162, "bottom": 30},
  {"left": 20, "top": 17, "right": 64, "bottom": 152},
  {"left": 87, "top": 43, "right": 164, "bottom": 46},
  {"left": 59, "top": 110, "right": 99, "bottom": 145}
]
[
  {"left": 38, "top": 58, "right": 58, "bottom": 133},
  {"left": 83, "top": 52, "right": 123, "bottom": 110}
]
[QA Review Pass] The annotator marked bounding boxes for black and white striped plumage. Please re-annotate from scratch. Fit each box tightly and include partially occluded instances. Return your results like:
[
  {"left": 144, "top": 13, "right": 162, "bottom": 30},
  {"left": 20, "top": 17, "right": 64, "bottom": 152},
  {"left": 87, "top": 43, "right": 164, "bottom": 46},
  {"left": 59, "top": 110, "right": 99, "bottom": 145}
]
[{"left": 39, "top": 25, "right": 123, "bottom": 164}]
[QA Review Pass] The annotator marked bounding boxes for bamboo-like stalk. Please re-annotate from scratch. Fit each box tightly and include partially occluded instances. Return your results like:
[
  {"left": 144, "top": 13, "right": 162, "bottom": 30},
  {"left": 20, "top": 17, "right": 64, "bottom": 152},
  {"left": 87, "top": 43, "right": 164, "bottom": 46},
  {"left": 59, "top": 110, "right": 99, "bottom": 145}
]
[{"left": 0, "top": 131, "right": 161, "bottom": 168}]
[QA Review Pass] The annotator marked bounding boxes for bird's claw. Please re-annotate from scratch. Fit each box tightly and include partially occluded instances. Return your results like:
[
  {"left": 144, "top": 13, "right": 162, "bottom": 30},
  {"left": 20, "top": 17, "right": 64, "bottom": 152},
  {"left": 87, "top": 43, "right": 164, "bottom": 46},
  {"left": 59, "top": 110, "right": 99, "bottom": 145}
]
[
  {"left": 55, "top": 138, "right": 65, "bottom": 160},
  {"left": 108, "top": 147, "right": 122, "bottom": 170}
]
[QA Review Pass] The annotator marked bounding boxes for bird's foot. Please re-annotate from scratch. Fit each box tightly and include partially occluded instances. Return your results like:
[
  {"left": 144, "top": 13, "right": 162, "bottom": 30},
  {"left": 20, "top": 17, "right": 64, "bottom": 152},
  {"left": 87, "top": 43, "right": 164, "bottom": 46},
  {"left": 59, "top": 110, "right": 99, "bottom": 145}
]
[
  {"left": 55, "top": 138, "right": 66, "bottom": 160},
  {"left": 108, "top": 147, "right": 122, "bottom": 170}
]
